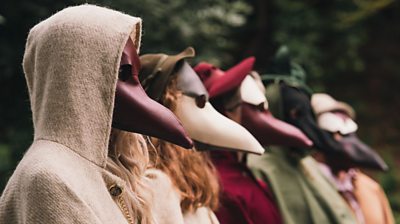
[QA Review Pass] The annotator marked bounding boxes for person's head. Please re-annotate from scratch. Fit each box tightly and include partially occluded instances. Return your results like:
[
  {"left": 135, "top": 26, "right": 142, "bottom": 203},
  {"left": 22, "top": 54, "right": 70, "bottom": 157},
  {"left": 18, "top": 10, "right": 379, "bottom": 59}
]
[
  {"left": 139, "top": 48, "right": 222, "bottom": 212},
  {"left": 22, "top": 5, "right": 170, "bottom": 223},
  {"left": 112, "top": 37, "right": 193, "bottom": 149},
  {"left": 140, "top": 48, "right": 263, "bottom": 154},
  {"left": 278, "top": 83, "right": 342, "bottom": 153},
  {"left": 311, "top": 93, "right": 388, "bottom": 171},
  {"left": 194, "top": 60, "right": 312, "bottom": 149},
  {"left": 254, "top": 46, "right": 345, "bottom": 154}
]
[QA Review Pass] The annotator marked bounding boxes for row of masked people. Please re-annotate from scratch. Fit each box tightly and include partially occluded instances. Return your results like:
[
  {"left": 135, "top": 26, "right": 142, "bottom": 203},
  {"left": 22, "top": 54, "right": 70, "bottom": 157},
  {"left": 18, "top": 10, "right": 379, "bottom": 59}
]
[{"left": 0, "top": 4, "right": 394, "bottom": 224}]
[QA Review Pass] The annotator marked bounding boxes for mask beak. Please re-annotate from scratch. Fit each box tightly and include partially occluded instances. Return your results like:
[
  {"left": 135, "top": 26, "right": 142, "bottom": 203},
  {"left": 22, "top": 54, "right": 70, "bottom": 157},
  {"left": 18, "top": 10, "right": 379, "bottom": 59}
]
[
  {"left": 175, "top": 95, "right": 264, "bottom": 155},
  {"left": 338, "top": 133, "right": 388, "bottom": 171},
  {"left": 113, "top": 79, "right": 193, "bottom": 149},
  {"left": 241, "top": 103, "right": 313, "bottom": 148},
  {"left": 112, "top": 39, "right": 193, "bottom": 149}
]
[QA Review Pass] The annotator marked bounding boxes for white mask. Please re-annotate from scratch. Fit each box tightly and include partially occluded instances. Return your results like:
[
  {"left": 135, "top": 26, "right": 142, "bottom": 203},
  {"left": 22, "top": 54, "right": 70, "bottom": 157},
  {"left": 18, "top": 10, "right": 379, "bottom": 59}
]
[
  {"left": 175, "top": 95, "right": 264, "bottom": 154},
  {"left": 317, "top": 112, "right": 358, "bottom": 135},
  {"left": 174, "top": 62, "right": 264, "bottom": 154}
]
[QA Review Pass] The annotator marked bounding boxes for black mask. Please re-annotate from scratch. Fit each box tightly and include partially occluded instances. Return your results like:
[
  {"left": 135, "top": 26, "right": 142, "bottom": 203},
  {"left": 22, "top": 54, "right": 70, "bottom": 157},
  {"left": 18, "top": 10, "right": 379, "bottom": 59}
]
[{"left": 280, "top": 83, "right": 343, "bottom": 154}]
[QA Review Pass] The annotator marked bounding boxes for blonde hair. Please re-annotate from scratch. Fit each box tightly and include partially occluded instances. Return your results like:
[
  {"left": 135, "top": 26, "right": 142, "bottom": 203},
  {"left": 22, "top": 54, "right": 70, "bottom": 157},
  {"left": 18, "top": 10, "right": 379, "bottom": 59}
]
[
  {"left": 149, "top": 77, "right": 220, "bottom": 213},
  {"left": 107, "top": 128, "right": 153, "bottom": 224}
]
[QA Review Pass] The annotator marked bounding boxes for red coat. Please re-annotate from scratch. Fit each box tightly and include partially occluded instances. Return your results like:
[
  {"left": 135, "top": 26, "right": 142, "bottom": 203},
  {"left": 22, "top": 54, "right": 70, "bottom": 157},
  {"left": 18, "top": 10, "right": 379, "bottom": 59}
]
[{"left": 211, "top": 151, "right": 282, "bottom": 224}]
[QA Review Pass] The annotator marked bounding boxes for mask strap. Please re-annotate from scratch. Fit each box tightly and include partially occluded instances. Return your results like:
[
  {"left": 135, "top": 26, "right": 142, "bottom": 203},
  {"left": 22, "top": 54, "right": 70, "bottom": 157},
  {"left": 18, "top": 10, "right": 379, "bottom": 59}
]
[{"left": 144, "top": 135, "right": 157, "bottom": 151}]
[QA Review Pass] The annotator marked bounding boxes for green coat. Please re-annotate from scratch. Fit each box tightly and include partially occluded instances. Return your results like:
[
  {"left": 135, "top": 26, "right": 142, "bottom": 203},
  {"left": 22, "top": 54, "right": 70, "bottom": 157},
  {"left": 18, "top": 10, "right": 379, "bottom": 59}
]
[{"left": 247, "top": 147, "right": 357, "bottom": 224}]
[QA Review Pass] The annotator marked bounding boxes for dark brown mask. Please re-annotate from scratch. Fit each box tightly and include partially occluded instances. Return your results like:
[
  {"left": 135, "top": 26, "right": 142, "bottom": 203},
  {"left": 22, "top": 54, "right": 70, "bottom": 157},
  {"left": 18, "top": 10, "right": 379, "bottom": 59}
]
[{"left": 112, "top": 38, "right": 193, "bottom": 149}]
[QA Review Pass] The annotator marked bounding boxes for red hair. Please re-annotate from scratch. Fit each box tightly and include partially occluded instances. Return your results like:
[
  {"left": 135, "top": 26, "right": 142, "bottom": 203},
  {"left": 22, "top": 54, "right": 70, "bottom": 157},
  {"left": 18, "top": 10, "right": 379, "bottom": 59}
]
[{"left": 148, "top": 77, "right": 219, "bottom": 213}]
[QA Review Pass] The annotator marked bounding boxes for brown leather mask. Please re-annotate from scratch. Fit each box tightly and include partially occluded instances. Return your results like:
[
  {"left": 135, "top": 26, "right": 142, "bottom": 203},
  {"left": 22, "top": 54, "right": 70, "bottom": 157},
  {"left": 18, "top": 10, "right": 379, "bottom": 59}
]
[
  {"left": 241, "top": 103, "right": 313, "bottom": 148},
  {"left": 233, "top": 75, "right": 313, "bottom": 148},
  {"left": 112, "top": 38, "right": 193, "bottom": 149}
]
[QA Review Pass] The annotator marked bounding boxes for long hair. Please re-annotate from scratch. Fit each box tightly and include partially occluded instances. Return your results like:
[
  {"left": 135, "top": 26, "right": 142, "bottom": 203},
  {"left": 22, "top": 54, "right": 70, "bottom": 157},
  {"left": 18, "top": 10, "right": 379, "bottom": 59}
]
[
  {"left": 148, "top": 77, "right": 220, "bottom": 213},
  {"left": 107, "top": 129, "right": 153, "bottom": 224}
]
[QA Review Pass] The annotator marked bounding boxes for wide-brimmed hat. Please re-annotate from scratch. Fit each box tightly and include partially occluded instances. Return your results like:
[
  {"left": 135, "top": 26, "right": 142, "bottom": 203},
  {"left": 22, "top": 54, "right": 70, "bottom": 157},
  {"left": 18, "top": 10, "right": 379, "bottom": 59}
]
[
  {"left": 194, "top": 57, "right": 255, "bottom": 99},
  {"left": 139, "top": 47, "right": 195, "bottom": 101},
  {"left": 311, "top": 93, "right": 355, "bottom": 119}
]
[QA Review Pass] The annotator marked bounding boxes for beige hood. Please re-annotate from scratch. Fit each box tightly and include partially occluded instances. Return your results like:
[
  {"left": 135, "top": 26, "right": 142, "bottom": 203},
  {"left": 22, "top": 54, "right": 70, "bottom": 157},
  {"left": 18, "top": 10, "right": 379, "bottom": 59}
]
[{"left": 23, "top": 4, "right": 142, "bottom": 168}]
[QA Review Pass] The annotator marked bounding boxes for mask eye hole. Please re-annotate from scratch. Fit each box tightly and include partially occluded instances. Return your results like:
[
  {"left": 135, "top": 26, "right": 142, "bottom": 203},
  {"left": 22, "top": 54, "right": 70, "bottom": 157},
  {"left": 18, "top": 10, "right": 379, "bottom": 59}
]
[
  {"left": 119, "top": 64, "right": 132, "bottom": 81},
  {"left": 257, "top": 102, "right": 266, "bottom": 111},
  {"left": 195, "top": 95, "right": 207, "bottom": 108}
]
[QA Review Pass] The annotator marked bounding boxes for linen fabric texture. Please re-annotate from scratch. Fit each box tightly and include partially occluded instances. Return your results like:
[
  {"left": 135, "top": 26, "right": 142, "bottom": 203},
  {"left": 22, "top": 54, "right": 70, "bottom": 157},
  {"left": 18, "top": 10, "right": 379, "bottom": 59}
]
[{"left": 0, "top": 4, "right": 142, "bottom": 224}]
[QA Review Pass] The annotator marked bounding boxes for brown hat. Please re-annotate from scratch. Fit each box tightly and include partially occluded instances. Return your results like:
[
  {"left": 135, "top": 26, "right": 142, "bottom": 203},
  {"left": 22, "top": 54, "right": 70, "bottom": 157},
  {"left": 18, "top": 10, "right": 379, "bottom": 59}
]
[
  {"left": 139, "top": 47, "right": 195, "bottom": 101},
  {"left": 311, "top": 93, "right": 356, "bottom": 119}
]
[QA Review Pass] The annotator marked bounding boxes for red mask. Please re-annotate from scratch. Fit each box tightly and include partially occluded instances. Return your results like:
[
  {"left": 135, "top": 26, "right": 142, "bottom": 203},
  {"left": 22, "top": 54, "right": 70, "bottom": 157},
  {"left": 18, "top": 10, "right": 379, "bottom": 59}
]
[
  {"left": 241, "top": 103, "right": 313, "bottom": 148},
  {"left": 236, "top": 75, "right": 313, "bottom": 148},
  {"left": 112, "top": 38, "right": 193, "bottom": 149}
]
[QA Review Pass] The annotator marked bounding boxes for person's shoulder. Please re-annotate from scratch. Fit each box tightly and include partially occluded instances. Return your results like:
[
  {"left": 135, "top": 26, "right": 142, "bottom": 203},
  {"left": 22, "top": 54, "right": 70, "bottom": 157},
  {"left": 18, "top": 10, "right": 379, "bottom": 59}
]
[
  {"left": 2, "top": 145, "right": 79, "bottom": 204},
  {"left": 13, "top": 140, "right": 98, "bottom": 189},
  {"left": 144, "top": 168, "right": 175, "bottom": 190},
  {"left": 24, "top": 140, "right": 81, "bottom": 166},
  {"left": 0, "top": 140, "right": 112, "bottom": 224},
  {"left": 144, "top": 169, "right": 184, "bottom": 224},
  {"left": 183, "top": 206, "right": 220, "bottom": 224},
  {"left": 247, "top": 149, "right": 284, "bottom": 171},
  {"left": 355, "top": 171, "right": 381, "bottom": 192},
  {"left": 144, "top": 168, "right": 181, "bottom": 201}
]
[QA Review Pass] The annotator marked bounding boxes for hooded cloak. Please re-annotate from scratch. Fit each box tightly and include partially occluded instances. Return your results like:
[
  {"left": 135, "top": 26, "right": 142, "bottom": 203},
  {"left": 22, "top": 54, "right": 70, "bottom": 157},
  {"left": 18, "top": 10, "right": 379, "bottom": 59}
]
[{"left": 0, "top": 5, "right": 143, "bottom": 223}]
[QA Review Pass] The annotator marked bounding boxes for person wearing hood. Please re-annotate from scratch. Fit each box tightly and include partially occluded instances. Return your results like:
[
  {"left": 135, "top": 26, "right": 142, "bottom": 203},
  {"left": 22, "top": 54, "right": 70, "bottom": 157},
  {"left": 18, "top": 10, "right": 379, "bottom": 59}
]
[
  {"left": 0, "top": 5, "right": 194, "bottom": 224},
  {"left": 311, "top": 93, "right": 394, "bottom": 224},
  {"left": 246, "top": 46, "right": 358, "bottom": 224},
  {"left": 138, "top": 47, "right": 265, "bottom": 224},
  {"left": 193, "top": 58, "right": 297, "bottom": 224}
]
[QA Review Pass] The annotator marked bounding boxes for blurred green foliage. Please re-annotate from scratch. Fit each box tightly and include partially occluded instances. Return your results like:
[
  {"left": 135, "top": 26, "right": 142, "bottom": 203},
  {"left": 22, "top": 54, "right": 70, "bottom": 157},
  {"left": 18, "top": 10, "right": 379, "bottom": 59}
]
[{"left": 0, "top": 0, "right": 399, "bottom": 221}]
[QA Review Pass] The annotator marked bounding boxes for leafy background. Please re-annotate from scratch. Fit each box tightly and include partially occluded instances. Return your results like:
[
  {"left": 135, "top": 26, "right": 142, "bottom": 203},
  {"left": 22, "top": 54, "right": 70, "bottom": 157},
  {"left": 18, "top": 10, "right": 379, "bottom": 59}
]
[{"left": 0, "top": 0, "right": 399, "bottom": 221}]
